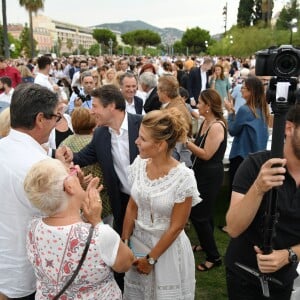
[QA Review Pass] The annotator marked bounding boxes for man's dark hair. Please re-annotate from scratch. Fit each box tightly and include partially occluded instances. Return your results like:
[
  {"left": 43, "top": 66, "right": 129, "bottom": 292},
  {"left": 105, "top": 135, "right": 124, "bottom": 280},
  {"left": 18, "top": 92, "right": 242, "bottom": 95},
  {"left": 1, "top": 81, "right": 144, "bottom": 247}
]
[
  {"left": 10, "top": 83, "right": 58, "bottom": 129},
  {"left": 287, "top": 104, "right": 300, "bottom": 126},
  {"left": 91, "top": 85, "right": 125, "bottom": 111},
  {"left": 0, "top": 76, "right": 12, "bottom": 87},
  {"left": 0, "top": 56, "right": 5, "bottom": 62},
  {"left": 37, "top": 55, "right": 52, "bottom": 70}
]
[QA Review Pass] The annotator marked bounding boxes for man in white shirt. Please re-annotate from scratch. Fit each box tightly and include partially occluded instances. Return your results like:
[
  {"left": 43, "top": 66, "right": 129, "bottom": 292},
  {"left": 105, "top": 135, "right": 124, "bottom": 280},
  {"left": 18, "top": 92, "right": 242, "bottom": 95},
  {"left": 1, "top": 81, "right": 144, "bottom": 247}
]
[
  {"left": 34, "top": 55, "right": 59, "bottom": 93},
  {"left": 0, "top": 84, "right": 69, "bottom": 299},
  {"left": 0, "top": 76, "right": 14, "bottom": 104}
]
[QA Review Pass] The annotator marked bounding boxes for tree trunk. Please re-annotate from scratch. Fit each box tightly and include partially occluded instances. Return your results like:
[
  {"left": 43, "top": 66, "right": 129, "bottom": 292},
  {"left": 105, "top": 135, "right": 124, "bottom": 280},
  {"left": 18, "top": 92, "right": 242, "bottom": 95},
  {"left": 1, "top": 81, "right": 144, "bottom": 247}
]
[
  {"left": 29, "top": 10, "right": 35, "bottom": 58},
  {"left": 2, "top": 0, "right": 10, "bottom": 58}
]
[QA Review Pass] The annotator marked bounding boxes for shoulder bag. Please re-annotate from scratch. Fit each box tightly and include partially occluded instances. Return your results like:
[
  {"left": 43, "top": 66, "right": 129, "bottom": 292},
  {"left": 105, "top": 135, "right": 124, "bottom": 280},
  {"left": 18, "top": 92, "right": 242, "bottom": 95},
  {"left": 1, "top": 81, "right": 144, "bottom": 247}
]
[{"left": 53, "top": 225, "right": 94, "bottom": 300}]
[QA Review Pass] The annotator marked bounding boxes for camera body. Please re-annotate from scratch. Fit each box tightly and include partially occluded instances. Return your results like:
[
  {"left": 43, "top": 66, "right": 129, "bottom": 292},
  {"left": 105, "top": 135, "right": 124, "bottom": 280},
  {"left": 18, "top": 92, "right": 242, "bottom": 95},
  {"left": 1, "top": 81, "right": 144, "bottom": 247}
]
[
  {"left": 255, "top": 45, "right": 300, "bottom": 77},
  {"left": 73, "top": 86, "right": 91, "bottom": 103}
]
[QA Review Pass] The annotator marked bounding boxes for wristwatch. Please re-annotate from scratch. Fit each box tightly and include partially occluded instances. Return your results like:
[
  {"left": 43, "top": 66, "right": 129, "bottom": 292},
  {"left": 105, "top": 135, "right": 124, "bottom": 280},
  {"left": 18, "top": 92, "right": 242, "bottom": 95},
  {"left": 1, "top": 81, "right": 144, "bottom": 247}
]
[
  {"left": 146, "top": 254, "right": 157, "bottom": 265},
  {"left": 288, "top": 247, "right": 298, "bottom": 264}
]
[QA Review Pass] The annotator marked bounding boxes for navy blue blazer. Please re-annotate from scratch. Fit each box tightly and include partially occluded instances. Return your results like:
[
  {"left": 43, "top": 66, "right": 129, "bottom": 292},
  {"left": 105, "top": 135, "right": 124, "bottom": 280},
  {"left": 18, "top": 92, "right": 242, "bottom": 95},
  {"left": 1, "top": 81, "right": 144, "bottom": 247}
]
[
  {"left": 133, "top": 96, "right": 144, "bottom": 114},
  {"left": 73, "top": 113, "right": 142, "bottom": 233},
  {"left": 187, "top": 67, "right": 210, "bottom": 103}
]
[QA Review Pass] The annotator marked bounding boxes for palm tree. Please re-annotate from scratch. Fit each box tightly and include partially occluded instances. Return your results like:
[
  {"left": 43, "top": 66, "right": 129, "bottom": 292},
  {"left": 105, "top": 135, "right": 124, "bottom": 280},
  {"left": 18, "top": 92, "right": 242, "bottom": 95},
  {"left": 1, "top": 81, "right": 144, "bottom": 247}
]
[
  {"left": 2, "top": 0, "right": 10, "bottom": 58},
  {"left": 19, "top": 0, "right": 44, "bottom": 58}
]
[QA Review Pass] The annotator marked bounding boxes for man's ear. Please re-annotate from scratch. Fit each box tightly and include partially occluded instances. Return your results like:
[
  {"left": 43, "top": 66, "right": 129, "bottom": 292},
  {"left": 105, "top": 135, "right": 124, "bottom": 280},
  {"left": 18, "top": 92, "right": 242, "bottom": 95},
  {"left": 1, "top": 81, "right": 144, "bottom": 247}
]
[
  {"left": 35, "top": 112, "right": 44, "bottom": 129},
  {"left": 285, "top": 120, "right": 294, "bottom": 137}
]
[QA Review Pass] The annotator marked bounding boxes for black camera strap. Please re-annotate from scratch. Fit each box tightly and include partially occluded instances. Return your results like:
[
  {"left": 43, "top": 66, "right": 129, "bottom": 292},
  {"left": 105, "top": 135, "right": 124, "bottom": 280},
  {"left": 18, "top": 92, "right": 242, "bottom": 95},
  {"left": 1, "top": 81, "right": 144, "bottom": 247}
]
[{"left": 53, "top": 225, "right": 94, "bottom": 300}]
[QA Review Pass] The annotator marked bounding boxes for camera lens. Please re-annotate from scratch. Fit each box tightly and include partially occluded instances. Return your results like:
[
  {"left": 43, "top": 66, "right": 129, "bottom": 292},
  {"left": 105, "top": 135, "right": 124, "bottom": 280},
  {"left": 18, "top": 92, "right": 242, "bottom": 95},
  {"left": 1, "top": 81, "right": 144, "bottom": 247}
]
[{"left": 273, "top": 52, "right": 300, "bottom": 77}]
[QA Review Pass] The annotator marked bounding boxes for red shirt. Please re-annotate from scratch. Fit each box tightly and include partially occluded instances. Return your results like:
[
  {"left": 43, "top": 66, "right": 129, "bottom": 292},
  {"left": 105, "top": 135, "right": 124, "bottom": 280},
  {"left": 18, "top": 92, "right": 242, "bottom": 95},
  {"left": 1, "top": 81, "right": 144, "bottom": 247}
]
[{"left": 0, "top": 66, "right": 22, "bottom": 88}]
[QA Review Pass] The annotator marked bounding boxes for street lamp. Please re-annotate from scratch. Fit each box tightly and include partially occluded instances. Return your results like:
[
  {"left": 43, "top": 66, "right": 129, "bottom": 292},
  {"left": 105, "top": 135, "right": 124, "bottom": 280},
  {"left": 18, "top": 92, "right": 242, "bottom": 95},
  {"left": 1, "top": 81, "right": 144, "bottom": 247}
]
[
  {"left": 205, "top": 40, "right": 208, "bottom": 48},
  {"left": 289, "top": 18, "right": 298, "bottom": 44},
  {"left": 229, "top": 35, "right": 233, "bottom": 44},
  {"left": 108, "top": 38, "right": 113, "bottom": 56}
]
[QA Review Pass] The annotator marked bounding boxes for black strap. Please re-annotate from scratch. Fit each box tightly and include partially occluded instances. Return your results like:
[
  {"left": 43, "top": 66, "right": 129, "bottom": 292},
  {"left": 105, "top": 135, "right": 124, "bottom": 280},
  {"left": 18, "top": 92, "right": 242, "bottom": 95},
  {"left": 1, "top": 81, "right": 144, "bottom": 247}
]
[{"left": 53, "top": 225, "right": 94, "bottom": 300}]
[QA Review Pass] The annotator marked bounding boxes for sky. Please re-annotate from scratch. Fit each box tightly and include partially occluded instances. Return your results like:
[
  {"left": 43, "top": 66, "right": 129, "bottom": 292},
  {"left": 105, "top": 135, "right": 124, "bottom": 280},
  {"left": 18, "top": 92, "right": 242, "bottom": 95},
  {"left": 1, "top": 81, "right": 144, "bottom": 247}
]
[{"left": 1, "top": 0, "right": 288, "bottom": 35}]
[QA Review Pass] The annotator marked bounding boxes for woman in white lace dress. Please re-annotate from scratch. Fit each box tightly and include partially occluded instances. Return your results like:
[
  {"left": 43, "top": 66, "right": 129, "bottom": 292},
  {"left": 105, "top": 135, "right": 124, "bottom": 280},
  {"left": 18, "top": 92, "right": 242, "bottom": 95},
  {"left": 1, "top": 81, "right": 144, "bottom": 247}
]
[{"left": 122, "top": 108, "right": 201, "bottom": 299}]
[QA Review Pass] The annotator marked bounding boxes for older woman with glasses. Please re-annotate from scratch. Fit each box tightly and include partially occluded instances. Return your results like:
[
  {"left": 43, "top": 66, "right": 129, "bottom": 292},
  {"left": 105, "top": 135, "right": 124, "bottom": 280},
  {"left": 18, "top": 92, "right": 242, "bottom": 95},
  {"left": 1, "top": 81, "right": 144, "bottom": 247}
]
[
  {"left": 224, "top": 75, "right": 270, "bottom": 195},
  {"left": 24, "top": 159, "right": 134, "bottom": 299}
]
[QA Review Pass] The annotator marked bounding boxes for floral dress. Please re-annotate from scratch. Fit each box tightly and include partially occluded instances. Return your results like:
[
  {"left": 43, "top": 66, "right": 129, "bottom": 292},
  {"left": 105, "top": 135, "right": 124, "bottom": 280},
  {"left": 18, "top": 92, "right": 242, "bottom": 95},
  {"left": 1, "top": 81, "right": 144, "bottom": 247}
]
[
  {"left": 27, "top": 218, "right": 121, "bottom": 299},
  {"left": 124, "top": 156, "right": 201, "bottom": 300}
]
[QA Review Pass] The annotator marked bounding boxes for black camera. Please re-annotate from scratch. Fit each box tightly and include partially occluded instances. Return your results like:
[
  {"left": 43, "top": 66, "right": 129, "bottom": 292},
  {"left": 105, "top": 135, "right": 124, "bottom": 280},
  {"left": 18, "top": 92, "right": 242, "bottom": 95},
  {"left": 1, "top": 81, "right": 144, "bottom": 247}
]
[
  {"left": 73, "top": 86, "right": 91, "bottom": 103},
  {"left": 255, "top": 45, "right": 300, "bottom": 77}
]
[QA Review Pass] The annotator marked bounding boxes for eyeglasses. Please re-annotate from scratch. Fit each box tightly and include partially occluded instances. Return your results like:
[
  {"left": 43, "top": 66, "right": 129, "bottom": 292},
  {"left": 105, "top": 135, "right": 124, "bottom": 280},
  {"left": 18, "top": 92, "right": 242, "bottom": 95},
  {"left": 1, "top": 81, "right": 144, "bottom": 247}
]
[
  {"left": 241, "top": 86, "right": 248, "bottom": 90},
  {"left": 45, "top": 113, "right": 62, "bottom": 123}
]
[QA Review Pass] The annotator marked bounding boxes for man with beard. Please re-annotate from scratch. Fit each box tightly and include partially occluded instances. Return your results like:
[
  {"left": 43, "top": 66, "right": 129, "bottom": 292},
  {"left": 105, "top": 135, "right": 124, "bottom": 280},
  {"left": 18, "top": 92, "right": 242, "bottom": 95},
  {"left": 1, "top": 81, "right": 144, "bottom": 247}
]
[{"left": 225, "top": 104, "right": 300, "bottom": 300}]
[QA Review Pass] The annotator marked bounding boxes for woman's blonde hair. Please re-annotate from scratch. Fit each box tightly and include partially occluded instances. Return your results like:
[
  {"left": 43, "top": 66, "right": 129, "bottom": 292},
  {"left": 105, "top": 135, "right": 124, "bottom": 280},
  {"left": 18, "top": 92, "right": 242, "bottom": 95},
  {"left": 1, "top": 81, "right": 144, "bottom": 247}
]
[
  {"left": 24, "top": 159, "right": 69, "bottom": 215},
  {"left": 142, "top": 108, "right": 188, "bottom": 152},
  {"left": 0, "top": 107, "right": 10, "bottom": 137}
]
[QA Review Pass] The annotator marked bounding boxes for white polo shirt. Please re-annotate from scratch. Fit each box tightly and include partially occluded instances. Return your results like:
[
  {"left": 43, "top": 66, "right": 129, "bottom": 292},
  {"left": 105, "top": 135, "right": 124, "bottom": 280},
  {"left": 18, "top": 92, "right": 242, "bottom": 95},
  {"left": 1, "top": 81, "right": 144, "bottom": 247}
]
[{"left": 0, "top": 129, "right": 49, "bottom": 298}]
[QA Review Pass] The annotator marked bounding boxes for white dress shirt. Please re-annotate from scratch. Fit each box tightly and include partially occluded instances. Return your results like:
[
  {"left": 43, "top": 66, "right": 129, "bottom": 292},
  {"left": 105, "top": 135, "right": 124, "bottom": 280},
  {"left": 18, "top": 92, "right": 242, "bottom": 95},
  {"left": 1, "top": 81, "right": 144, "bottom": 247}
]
[
  {"left": 0, "top": 88, "right": 14, "bottom": 104},
  {"left": 0, "top": 129, "right": 49, "bottom": 298},
  {"left": 109, "top": 113, "right": 131, "bottom": 195},
  {"left": 34, "top": 72, "right": 54, "bottom": 91},
  {"left": 200, "top": 69, "right": 207, "bottom": 92}
]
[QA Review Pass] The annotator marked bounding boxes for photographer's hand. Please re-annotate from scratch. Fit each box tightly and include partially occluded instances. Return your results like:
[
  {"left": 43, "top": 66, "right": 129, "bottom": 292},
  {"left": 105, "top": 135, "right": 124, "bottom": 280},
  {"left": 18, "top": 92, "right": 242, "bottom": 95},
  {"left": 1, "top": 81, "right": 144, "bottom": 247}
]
[{"left": 254, "top": 246, "right": 289, "bottom": 273}]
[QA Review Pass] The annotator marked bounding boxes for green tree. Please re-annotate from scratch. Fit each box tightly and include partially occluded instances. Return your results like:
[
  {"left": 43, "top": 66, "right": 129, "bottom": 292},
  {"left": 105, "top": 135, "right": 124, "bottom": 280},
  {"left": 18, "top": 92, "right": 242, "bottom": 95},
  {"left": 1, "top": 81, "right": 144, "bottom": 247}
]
[
  {"left": 173, "top": 40, "right": 185, "bottom": 55},
  {"left": 66, "top": 38, "right": 73, "bottom": 53},
  {"left": 261, "top": 0, "right": 274, "bottom": 25},
  {"left": 181, "top": 27, "right": 210, "bottom": 54},
  {"left": 20, "top": 23, "right": 37, "bottom": 57},
  {"left": 276, "top": 0, "right": 299, "bottom": 30},
  {"left": 121, "top": 31, "right": 136, "bottom": 54},
  {"left": 133, "top": 30, "right": 161, "bottom": 49},
  {"left": 89, "top": 43, "right": 100, "bottom": 56},
  {"left": 92, "top": 28, "right": 116, "bottom": 47},
  {"left": 237, "top": 0, "right": 254, "bottom": 27},
  {"left": 2, "top": 0, "right": 9, "bottom": 58},
  {"left": 19, "top": 0, "right": 45, "bottom": 58},
  {"left": 78, "top": 44, "right": 87, "bottom": 55}
]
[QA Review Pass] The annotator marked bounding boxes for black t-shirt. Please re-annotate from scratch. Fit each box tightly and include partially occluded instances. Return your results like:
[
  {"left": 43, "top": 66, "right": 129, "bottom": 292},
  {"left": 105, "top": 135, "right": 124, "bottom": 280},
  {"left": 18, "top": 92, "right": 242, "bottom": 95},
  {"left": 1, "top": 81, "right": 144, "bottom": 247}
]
[{"left": 225, "top": 150, "right": 300, "bottom": 286}]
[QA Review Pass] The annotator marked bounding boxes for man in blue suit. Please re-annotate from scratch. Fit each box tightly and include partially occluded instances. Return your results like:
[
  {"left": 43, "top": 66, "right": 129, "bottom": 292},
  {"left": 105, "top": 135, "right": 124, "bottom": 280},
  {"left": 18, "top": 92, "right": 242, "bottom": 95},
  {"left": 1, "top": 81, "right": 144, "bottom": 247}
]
[
  {"left": 72, "top": 84, "right": 142, "bottom": 236},
  {"left": 187, "top": 57, "right": 213, "bottom": 107}
]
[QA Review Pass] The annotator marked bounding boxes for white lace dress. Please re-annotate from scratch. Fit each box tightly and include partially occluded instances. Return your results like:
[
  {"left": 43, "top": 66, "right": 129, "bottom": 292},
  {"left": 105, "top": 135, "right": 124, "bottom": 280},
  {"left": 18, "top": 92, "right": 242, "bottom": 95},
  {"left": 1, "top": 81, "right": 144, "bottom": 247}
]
[{"left": 124, "top": 156, "right": 201, "bottom": 300}]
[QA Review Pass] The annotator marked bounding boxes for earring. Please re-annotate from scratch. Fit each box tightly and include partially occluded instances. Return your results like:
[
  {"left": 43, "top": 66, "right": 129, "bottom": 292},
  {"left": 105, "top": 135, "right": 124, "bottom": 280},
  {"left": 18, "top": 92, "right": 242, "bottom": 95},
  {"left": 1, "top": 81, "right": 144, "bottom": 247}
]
[{"left": 206, "top": 110, "right": 209, "bottom": 113}]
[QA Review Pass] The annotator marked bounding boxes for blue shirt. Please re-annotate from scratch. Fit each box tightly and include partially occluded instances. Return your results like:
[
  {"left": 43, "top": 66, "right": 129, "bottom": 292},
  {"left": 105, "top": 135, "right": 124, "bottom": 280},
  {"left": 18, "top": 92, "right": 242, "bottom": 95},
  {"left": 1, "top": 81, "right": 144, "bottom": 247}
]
[{"left": 228, "top": 105, "right": 269, "bottom": 159}]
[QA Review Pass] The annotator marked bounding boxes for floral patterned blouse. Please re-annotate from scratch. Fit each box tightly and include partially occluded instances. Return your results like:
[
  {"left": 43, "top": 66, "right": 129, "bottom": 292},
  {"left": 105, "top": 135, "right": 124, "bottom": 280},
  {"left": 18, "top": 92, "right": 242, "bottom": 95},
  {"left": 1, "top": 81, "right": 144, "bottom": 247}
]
[{"left": 27, "top": 218, "right": 122, "bottom": 299}]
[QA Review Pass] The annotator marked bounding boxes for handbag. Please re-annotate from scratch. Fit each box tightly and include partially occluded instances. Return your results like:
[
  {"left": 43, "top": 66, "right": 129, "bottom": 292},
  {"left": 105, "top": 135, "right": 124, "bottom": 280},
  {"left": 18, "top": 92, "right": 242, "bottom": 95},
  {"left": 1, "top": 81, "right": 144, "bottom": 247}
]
[
  {"left": 53, "top": 225, "right": 94, "bottom": 300},
  {"left": 129, "top": 235, "right": 151, "bottom": 258}
]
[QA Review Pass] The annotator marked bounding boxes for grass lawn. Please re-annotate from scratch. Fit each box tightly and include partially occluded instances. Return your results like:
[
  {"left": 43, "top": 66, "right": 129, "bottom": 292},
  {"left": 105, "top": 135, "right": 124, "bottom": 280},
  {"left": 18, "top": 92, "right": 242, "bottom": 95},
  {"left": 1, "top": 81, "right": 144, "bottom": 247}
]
[{"left": 186, "top": 185, "right": 231, "bottom": 300}]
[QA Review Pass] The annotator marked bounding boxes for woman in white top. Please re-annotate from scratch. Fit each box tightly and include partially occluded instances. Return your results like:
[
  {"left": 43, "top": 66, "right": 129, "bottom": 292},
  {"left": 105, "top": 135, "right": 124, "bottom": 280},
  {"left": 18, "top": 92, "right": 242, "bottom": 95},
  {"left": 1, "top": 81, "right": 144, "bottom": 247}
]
[
  {"left": 24, "top": 159, "right": 134, "bottom": 300},
  {"left": 122, "top": 108, "right": 201, "bottom": 299}
]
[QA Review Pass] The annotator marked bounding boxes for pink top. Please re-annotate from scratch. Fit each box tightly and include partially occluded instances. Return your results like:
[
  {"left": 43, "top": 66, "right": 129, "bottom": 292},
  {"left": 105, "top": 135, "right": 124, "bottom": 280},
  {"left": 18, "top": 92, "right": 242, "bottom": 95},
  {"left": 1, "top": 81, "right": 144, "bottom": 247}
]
[{"left": 27, "top": 218, "right": 122, "bottom": 299}]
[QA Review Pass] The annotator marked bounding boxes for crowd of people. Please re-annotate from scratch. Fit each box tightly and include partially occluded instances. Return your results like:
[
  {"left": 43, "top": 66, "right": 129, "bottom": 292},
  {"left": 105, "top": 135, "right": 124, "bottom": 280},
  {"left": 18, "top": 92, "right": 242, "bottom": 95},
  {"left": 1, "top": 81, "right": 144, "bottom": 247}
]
[{"left": 0, "top": 52, "right": 299, "bottom": 300}]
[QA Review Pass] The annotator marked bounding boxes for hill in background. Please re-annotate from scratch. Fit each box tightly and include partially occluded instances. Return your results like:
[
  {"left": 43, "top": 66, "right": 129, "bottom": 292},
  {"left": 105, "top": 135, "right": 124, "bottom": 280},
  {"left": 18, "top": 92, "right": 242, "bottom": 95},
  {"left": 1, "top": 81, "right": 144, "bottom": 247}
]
[{"left": 92, "top": 20, "right": 183, "bottom": 45}]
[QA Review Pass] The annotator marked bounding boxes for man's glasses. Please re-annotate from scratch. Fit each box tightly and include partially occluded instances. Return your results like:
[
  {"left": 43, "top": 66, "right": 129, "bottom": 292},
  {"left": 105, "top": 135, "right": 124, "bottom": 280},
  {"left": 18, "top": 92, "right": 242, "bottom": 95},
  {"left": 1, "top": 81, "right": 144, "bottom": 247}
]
[{"left": 45, "top": 113, "right": 62, "bottom": 123}]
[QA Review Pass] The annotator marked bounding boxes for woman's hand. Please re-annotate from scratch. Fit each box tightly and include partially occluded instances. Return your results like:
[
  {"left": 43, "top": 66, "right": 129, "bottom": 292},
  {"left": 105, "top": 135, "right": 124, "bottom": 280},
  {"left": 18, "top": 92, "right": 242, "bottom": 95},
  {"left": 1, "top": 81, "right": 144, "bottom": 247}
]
[
  {"left": 133, "top": 257, "right": 153, "bottom": 275},
  {"left": 224, "top": 98, "right": 234, "bottom": 113},
  {"left": 81, "top": 177, "right": 103, "bottom": 226}
]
